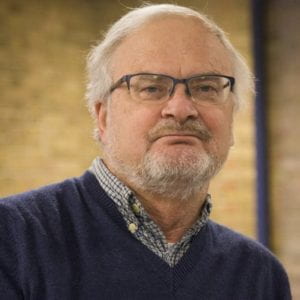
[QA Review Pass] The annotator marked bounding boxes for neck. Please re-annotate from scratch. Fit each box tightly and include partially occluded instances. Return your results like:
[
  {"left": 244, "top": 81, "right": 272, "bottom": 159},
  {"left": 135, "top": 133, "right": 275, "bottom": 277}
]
[{"left": 133, "top": 186, "right": 209, "bottom": 243}]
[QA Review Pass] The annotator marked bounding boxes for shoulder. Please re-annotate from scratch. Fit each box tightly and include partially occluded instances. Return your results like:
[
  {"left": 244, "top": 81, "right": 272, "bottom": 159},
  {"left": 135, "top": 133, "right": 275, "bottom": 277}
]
[
  {"left": 189, "top": 221, "right": 291, "bottom": 298},
  {"left": 0, "top": 171, "right": 97, "bottom": 222},
  {"left": 207, "top": 220, "right": 263, "bottom": 248},
  {"left": 205, "top": 220, "right": 290, "bottom": 281},
  {"left": 203, "top": 221, "right": 291, "bottom": 298},
  {"left": 0, "top": 171, "right": 104, "bottom": 259},
  {"left": 206, "top": 220, "right": 276, "bottom": 259}
]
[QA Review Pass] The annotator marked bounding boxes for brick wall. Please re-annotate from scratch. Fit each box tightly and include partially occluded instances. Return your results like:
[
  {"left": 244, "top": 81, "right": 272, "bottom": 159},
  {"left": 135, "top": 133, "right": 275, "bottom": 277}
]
[
  {"left": 0, "top": 0, "right": 257, "bottom": 285},
  {"left": 0, "top": 0, "right": 256, "bottom": 236}
]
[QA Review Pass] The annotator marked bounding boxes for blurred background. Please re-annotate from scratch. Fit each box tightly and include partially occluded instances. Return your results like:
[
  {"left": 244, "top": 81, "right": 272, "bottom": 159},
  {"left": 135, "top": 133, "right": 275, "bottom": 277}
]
[{"left": 0, "top": 0, "right": 299, "bottom": 297}]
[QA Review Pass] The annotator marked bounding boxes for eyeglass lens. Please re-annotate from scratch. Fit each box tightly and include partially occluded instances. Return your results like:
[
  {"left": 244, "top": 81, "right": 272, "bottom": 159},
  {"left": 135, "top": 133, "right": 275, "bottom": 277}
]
[{"left": 128, "top": 74, "right": 231, "bottom": 103}]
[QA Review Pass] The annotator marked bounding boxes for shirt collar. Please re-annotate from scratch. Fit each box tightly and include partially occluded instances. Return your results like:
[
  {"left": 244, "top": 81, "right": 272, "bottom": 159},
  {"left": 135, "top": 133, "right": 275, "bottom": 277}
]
[{"left": 89, "top": 156, "right": 212, "bottom": 227}]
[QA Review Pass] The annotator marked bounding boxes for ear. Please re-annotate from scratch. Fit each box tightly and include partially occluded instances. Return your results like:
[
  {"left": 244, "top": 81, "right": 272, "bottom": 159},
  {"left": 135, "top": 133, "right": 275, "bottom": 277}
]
[{"left": 95, "top": 101, "right": 108, "bottom": 142}]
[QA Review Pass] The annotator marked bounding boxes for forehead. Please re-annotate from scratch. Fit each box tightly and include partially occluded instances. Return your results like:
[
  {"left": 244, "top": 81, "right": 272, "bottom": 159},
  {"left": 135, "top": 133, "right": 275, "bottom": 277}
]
[{"left": 110, "top": 16, "right": 233, "bottom": 79}]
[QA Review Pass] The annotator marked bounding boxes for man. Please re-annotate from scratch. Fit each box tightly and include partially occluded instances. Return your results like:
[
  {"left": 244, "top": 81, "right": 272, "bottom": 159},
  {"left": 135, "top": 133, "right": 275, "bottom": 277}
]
[{"left": 0, "top": 4, "right": 291, "bottom": 299}]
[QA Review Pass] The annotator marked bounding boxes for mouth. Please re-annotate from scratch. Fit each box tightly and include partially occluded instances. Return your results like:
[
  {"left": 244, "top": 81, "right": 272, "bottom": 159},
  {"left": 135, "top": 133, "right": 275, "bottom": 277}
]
[
  {"left": 154, "top": 134, "right": 201, "bottom": 144},
  {"left": 150, "top": 131, "right": 211, "bottom": 143},
  {"left": 147, "top": 120, "right": 212, "bottom": 144}
]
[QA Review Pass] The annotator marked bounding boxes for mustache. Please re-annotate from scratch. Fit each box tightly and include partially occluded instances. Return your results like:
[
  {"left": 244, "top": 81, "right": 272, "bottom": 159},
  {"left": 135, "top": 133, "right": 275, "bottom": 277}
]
[{"left": 147, "top": 120, "right": 212, "bottom": 142}]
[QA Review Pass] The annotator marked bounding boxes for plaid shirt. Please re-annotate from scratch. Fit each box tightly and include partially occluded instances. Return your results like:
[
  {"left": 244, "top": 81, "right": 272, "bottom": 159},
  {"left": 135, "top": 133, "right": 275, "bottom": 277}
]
[{"left": 89, "top": 157, "right": 212, "bottom": 267}]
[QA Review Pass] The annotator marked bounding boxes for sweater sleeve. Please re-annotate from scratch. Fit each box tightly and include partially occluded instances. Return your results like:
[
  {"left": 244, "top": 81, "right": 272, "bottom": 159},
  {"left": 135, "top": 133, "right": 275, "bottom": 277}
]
[{"left": 0, "top": 202, "right": 23, "bottom": 299}]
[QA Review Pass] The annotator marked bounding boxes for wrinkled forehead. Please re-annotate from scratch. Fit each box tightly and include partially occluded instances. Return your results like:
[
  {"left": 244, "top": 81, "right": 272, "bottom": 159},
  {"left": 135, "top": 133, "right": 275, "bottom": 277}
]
[{"left": 110, "top": 16, "right": 233, "bottom": 79}]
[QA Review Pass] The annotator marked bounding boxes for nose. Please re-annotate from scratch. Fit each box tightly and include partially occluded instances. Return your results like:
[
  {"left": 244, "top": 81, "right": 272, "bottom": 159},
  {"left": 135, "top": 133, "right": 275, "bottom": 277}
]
[{"left": 161, "top": 84, "right": 199, "bottom": 123}]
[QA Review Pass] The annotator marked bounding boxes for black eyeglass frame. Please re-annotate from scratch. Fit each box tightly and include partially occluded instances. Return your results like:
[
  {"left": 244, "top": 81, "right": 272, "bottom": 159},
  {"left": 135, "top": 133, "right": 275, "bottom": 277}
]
[{"left": 109, "top": 73, "right": 235, "bottom": 97}]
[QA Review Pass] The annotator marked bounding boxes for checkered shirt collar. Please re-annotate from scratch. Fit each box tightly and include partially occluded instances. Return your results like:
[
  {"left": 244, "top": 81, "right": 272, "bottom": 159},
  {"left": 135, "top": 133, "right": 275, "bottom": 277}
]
[{"left": 89, "top": 157, "right": 212, "bottom": 267}]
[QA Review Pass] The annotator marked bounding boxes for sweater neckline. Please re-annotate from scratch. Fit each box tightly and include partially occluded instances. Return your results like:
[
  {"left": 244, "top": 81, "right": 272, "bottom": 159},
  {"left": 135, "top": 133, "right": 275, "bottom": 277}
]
[{"left": 79, "top": 170, "right": 211, "bottom": 292}]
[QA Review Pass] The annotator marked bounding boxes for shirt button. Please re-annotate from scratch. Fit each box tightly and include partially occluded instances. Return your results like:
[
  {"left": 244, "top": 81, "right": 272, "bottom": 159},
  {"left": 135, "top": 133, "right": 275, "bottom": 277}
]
[
  {"left": 128, "top": 223, "right": 138, "bottom": 233},
  {"left": 131, "top": 203, "right": 140, "bottom": 215}
]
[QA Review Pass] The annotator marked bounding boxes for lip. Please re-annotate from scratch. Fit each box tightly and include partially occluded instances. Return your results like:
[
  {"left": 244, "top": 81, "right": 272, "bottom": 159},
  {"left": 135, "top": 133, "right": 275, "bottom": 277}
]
[
  {"left": 161, "top": 134, "right": 200, "bottom": 138},
  {"left": 154, "top": 134, "right": 201, "bottom": 144},
  {"left": 153, "top": 132, "right": 202, "bottom": 140},
  {"left": 149, "top": 128, "right": 212, "bottom": 143}
]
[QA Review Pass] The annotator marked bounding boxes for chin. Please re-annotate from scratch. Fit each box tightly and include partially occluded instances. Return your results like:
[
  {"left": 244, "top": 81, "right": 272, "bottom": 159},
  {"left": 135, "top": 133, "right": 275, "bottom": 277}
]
[
  {"left": 130, "top": 149, "right": 223, "bottom": 200},
  {"left": 104, "top": 142, "right": 225, "bottom": 200}
]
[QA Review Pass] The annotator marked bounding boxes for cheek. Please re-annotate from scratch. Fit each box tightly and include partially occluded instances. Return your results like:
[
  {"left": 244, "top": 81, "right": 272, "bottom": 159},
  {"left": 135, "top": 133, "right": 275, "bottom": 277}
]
[
  {"left": 201, "top": 108, "right": 233, "bottom": 145},
  {"left": 106, "top": 102, "right": 158, "bottom": 156}
]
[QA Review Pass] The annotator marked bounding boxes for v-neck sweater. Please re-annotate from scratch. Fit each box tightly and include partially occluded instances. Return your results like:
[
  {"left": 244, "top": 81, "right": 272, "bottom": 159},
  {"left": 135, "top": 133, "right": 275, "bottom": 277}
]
[{"left": 0, "top": 171, "right": 291, "bottom": 299}]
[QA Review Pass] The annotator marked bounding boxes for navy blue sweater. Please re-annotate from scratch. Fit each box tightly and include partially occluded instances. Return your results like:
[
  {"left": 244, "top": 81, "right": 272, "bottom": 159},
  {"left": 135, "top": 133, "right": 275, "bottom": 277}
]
[{"left": 0, "top": 171, "right": 291, "bottom": 299}]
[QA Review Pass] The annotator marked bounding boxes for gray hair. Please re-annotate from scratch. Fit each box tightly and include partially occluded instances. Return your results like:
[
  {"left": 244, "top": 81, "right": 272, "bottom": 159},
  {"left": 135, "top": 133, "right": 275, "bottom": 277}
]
[{"left": 86, "top": 3, "right": 254, "bottom": 119}]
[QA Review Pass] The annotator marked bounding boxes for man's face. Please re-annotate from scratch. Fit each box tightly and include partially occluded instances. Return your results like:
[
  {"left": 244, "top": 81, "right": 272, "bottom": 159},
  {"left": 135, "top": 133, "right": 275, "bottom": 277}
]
[{"left": 96, "top": 17, "right": 235, "bottom": 198}]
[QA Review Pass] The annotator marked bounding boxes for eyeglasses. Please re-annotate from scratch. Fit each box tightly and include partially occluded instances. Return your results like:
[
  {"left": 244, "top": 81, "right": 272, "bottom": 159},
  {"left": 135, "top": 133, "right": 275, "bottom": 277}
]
[{"left": 110, "top": 73, "right": 235, "bottom": 104}]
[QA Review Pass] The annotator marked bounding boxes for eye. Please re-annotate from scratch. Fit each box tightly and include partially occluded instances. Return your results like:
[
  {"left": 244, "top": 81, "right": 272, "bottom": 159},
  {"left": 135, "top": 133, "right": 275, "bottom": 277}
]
[
  {"left": 133, "top": 82, "right": 168, "bottom": 101},
  {"left": 189, "top": 79, "right": 222, "bottom": 103},
  {"left": 191, "top": 83, "right": 219, "bottom": 97},
  {"left": 197, "top": 84, "right": 218, "bottom": 93},
  {"left": 141, "top": 85, "right": 161, "bottom": 93},
  {"left": 138, "top": 84, "right": 167, "bottom": 100}
]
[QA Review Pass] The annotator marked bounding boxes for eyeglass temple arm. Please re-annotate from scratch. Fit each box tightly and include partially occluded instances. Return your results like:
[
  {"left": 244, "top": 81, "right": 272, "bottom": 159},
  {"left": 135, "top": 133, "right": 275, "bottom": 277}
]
[
  {"left": 110, "top": 75, "right": 130, "bottom": 92},
  {"left": 229, "top": 77, "right": 235, "bottom": 91}
]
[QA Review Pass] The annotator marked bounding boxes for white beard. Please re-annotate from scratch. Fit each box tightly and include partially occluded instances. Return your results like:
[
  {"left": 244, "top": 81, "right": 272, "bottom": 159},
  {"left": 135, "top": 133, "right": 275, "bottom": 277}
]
[
  {"left": 103, "top": 128, "right": 226, "bottom": 201},
  {"left": 132, "top": 148, "right": 223, "bottom": 200}
]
